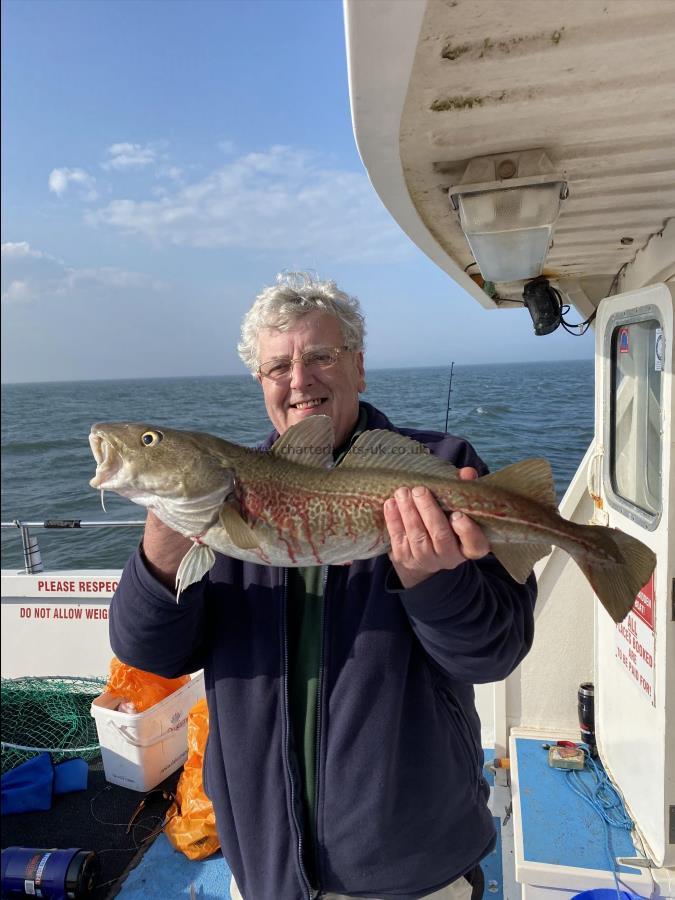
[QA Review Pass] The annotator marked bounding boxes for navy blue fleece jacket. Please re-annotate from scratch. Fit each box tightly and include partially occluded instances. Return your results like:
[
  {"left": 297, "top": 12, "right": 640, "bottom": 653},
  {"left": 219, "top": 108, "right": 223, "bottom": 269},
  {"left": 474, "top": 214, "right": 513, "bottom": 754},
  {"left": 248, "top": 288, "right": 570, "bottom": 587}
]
[{"left": 109, "top": 402, "right": 536, "bottom": 900}]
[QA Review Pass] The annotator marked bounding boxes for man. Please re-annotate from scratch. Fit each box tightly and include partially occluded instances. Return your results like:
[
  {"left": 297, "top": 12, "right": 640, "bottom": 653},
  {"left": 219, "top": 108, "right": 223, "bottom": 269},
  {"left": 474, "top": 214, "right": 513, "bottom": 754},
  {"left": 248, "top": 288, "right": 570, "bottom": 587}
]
[{"left": 110, "top": 272, "right": 536, "bottom": 900}]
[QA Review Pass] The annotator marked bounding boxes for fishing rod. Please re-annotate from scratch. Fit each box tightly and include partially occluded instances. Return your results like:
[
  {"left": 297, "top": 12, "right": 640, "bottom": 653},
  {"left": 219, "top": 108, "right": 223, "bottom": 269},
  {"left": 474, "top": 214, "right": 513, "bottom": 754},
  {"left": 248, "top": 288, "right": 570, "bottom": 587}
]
[{"left": 444, "top": 362, "right": 455, "bottom": 434}]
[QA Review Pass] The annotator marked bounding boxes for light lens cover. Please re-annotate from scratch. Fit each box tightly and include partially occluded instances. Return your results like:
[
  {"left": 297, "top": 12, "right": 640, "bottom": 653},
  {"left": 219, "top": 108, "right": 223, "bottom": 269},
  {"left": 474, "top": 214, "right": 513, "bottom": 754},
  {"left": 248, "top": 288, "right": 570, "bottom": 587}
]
[{"left": 456, "top": 182, "right": 564, "bottom": 283}]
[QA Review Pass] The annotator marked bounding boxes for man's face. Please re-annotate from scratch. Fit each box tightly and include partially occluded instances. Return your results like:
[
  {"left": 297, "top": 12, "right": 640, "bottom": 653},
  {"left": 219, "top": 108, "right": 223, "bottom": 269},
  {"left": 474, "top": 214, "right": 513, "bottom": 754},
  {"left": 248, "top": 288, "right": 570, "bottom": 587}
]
[{"left": 256, "top": 311, "right": 365, "bottom": 447}]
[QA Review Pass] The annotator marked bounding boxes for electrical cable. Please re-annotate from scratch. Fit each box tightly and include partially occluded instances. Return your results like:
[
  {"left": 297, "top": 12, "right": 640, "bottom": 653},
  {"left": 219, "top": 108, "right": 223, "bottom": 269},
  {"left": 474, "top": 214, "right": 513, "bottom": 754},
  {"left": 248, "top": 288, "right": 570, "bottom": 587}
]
[
  {"left": 549, "top": 282, "right": 597, "bottom": 335},
  {"left": 463, "top": 261, "right": 508, "bottom": 302},
  {"left": 608, "top": 262, "right": 630, "bottom": 297},
  {"left": 564, "top": 748, "right": 650, "bottom": 900}
]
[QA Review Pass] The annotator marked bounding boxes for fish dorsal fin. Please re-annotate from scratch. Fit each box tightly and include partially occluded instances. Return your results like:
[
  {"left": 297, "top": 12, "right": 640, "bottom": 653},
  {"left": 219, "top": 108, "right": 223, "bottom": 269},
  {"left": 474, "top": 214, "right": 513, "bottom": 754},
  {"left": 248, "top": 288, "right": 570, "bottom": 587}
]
[
  {"left": 340, "top": 429, "right": 458, "bottom": 478},
  {"left": 270, "top": 416, "right": 334, "bottom": 469},
  {"left": 490, "top": 541, "right": 552, "bottom": 584},
  {"left": 219, "top": 502, "right": 261, "bottom": 550},
  {"left": 481, "top": 459, "right": 557, "bottom": 509}
]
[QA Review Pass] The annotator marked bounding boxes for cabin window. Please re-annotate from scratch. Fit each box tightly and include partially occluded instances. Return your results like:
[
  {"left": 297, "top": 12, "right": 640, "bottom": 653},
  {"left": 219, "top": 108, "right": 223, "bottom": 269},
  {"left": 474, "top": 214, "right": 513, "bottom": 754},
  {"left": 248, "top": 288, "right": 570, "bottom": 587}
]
[{"left": 609, "top": 318, "right": 663, "bottom": 518}]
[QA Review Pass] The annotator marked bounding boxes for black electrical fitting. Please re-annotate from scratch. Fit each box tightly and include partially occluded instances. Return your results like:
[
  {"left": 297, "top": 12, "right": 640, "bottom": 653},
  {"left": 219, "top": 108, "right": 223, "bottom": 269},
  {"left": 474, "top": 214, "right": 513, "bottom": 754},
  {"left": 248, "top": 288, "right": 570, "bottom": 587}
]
[
  {"left": 522, "top": 277, "right": 562, "bottom": 336},
  {"left": 522, "top": 276, "right": 597, "bottom": 337}
]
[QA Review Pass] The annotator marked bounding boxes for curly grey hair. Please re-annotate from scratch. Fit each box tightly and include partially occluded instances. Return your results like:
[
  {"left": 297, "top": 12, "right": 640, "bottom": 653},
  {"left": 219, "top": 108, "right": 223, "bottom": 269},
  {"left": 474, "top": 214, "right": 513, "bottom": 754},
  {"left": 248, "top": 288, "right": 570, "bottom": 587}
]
[{"left": 238, "top": 271, "right": 366, "bottom": 374}]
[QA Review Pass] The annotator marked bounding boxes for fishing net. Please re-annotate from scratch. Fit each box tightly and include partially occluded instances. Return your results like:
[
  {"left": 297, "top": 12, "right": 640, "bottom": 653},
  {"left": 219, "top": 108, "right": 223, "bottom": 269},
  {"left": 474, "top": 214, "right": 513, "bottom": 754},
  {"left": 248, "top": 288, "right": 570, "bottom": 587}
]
[{"left": 1, "top": 676, "right": 107, "bottom": 774}]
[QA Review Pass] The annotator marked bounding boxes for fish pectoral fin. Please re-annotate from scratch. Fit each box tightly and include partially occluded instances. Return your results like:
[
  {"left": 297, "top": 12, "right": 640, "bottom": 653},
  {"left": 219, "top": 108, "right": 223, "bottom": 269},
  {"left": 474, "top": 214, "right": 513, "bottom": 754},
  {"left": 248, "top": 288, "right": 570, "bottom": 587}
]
[
  {"left": 490, "top": 541, "right": 552, "bottom": 583},
  {"left": 481, "top": 459, "right": 557, "bottom": 510},
  {"left": 219, "top": 502, "right": 260, "bottom": 550},
  {"left": 270, "top": 416, "right": 334, "bottom": 468},
  {"left": 340, "top": 430, "right": 458, "bottom": 477},
  {"left": 175, "top": 543, "right": 215, "bottom": 601}
]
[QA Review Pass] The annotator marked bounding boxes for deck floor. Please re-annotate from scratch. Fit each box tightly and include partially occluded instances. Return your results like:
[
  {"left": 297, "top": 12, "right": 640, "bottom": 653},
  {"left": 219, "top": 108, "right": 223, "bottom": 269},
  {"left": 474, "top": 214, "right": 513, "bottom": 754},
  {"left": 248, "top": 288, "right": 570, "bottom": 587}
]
[{"left": 1, "top": 757, "right": 179, "bottom": 899}]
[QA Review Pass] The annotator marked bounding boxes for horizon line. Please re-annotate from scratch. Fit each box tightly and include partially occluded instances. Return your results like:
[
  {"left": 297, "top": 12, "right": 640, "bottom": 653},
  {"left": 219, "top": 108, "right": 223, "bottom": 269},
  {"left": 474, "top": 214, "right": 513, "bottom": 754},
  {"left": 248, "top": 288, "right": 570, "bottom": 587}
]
[{"left": 1, "top": 356, "right": 594, "bottom": 388}]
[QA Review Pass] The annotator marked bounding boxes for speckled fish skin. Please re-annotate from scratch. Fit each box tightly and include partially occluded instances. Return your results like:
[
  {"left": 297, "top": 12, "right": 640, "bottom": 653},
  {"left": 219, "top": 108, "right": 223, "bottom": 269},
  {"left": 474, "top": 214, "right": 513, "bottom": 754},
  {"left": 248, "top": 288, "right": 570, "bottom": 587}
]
[{"left": 89, "top": 417, "right": 656, "bottom": 623}]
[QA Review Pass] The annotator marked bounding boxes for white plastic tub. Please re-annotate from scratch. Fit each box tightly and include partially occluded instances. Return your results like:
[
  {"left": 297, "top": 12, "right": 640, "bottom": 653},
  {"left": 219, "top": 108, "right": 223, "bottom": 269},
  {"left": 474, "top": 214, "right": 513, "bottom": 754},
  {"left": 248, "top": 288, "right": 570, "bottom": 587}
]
[{"left": 90, "top": 671, "right": 205, "bottom": 792}]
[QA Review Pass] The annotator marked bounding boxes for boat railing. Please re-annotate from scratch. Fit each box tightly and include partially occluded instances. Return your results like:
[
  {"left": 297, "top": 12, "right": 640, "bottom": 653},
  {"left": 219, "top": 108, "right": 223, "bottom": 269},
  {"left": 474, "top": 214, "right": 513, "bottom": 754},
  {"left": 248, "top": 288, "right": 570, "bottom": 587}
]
[{"left": 1, "top": 519, "right": 145, "bottom": 574}]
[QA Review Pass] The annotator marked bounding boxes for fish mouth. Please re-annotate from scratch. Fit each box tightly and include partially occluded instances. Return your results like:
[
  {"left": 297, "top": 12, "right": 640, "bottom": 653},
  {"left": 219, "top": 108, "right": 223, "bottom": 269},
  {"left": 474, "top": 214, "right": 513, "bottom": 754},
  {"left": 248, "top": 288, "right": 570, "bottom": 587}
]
[{"left": 89, "top": 432, "right": 122, "bottom": 488}]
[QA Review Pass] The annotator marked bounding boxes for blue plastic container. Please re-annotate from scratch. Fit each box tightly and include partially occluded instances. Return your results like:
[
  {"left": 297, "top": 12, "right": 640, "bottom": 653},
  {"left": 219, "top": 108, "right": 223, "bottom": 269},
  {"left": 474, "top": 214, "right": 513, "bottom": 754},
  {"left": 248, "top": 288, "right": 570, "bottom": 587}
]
[
  {"left": 0, "top": 847, "right": 99, "bottom": 898},
  {"left": 572, "top": 890, "right": 642, "bottom": 900}
]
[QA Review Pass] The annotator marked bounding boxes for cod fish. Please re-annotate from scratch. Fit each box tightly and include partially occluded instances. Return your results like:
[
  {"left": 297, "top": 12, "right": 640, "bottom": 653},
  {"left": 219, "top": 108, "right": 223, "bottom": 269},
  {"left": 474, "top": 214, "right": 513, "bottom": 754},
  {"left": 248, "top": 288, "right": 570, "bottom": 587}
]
[{"left": 89, "top": 416, "right": 655, "bottom": 622}]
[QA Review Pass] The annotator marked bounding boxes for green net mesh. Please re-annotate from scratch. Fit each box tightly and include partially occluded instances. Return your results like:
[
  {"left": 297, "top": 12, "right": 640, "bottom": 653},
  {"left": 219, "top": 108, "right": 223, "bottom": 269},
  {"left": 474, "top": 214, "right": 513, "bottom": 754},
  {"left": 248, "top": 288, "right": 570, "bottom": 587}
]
[{"left": 1, "top": 676, "right": 108, "bottom": 774}]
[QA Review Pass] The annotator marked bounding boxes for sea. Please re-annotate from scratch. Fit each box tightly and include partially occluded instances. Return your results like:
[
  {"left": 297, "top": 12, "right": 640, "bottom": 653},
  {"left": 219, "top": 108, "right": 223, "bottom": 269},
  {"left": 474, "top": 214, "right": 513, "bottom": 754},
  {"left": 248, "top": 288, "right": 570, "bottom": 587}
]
[{"left": 1, "top": 359, "right": 594, "bottom": 572}]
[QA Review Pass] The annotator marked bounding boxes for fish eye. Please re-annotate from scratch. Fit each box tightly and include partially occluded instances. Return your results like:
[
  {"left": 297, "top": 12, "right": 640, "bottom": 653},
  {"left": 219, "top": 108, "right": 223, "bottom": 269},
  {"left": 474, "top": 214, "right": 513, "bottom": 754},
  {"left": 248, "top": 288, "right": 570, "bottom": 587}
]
[{"left": 141, "top": 430, "right": 163, "bottom": 447}]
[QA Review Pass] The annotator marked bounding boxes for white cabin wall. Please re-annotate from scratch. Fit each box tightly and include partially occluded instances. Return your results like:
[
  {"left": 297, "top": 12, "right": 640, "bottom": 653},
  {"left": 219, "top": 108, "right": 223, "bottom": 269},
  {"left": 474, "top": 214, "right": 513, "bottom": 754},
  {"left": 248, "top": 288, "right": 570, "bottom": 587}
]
[
  {"left": 513, "top": 554, "right": 593, "bottom": 735},
  {"left": 502, "top": 220, "right": 675, "bottom": 739},
  {"left": 505, "top": 446, "right": 596, "bottom": 736}
]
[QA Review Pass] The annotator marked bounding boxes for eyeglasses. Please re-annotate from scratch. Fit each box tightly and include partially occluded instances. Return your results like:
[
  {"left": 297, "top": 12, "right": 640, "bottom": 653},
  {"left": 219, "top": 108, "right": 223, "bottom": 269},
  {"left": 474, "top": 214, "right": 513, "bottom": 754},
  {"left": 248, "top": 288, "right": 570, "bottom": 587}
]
[
  {"left": 258, "top": 346, "right": 350, "bottom": 381},
  {"left": 127, "top": 788, "right": 180, "bottom": 843}
]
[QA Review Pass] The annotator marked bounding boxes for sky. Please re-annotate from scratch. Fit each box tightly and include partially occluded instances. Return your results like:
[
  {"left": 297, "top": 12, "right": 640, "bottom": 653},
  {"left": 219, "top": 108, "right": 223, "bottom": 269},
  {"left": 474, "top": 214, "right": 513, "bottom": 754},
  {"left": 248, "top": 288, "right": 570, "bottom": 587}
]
[{"left": 1, "top": 0, "right": 595, "bottom": 384}]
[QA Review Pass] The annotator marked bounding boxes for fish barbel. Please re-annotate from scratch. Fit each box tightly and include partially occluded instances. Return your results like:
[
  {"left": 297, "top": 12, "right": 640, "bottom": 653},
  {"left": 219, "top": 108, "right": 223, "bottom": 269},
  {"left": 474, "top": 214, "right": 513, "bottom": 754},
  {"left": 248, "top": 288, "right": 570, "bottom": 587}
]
[{"left": 89, "top": 416, "right": 655, "bottom": 622}]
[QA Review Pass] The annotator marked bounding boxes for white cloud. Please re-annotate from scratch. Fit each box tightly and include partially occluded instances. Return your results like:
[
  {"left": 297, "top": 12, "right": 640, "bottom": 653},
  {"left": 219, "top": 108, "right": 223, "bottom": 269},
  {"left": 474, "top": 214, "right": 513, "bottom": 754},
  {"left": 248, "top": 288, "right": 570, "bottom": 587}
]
[
  {"left": 1, "top": 241, "right": 44, "bottom": 259},
  {"left": 48, "top": 167, "right": 98, "bottom": 200},
  {"left": 1, "top": 241, "right": 163, "bottom": 304},
  {"left": 2, "top": 280, "right": 31, "bottom": 302},
  {"left": 159, "top": 165, "right": 183, "bottom": 181},
  {"left": 101, "top": 142, "right": 157, "bottom": 171},
  {"left": 0, "top": 238, "right": 238, "bottom": 384},
  {"left": 85, "top": 145, "right": 411, "bottom": 263},
  {"left": 1, "top": 243, "right": 67, "bottom": 303},
  {"left": 65, "top": 267, "right": 164, "bottom": 291}
]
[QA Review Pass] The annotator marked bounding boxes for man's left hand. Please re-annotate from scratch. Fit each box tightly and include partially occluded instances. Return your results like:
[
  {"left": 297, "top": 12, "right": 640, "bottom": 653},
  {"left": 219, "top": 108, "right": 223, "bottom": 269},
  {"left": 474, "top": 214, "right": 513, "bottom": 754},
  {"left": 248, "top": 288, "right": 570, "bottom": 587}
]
[{"left": 384, "top": 467, "right": 491, "bottom": 590}]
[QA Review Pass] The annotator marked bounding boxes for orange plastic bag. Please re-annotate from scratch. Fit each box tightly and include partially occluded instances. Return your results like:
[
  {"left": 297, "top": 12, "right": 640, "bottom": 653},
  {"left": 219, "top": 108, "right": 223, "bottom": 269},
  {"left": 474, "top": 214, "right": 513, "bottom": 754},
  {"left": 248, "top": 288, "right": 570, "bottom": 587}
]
[
  {"left": 105, "top": 657, "right": 190, "bottom": 713},
  {"left": 165, "top": 698, "right": 220, "bottom": 860}
]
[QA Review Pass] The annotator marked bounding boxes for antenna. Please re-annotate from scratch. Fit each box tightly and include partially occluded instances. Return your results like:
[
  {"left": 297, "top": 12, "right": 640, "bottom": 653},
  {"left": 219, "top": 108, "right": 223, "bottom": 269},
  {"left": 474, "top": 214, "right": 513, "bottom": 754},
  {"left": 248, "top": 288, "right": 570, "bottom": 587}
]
[{"left": 444, "top": 362, "right": 455, "bottom": 434}]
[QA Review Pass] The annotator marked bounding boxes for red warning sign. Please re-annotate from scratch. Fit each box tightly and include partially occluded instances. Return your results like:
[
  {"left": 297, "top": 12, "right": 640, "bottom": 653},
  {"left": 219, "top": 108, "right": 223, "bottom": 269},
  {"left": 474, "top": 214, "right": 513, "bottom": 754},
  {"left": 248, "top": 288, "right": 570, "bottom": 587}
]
[
  {"left": 615, "top": 575, "right": 656, "bottom": 705},
  {"left": 633, "top": 575, "right": 654, "bottom": 631}
]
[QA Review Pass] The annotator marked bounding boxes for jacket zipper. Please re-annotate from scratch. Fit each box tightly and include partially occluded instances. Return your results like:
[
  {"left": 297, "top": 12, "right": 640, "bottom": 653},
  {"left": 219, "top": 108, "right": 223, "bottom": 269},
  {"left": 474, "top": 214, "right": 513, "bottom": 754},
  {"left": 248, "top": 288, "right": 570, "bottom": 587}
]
[
  {"left": 312, "top": 565, "right": 329, "bottom": 888},
  {"left": 281, "top": 569, "right": 314, "bottom": 900}
]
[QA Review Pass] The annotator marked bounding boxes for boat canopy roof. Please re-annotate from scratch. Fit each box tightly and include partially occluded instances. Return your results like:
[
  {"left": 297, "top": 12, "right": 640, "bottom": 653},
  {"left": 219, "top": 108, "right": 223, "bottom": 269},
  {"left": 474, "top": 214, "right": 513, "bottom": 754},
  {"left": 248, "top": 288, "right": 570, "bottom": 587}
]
[{"left": 344, "top": 0, "right": 675, "bottom": 310}]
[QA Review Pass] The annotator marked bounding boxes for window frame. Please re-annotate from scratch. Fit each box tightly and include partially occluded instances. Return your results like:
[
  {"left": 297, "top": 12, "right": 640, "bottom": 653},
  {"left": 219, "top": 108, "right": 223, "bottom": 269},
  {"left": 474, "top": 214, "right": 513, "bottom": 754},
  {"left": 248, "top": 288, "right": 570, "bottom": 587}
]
[{"left": 602, "top": 304, "right": 663, "bottom": 531}]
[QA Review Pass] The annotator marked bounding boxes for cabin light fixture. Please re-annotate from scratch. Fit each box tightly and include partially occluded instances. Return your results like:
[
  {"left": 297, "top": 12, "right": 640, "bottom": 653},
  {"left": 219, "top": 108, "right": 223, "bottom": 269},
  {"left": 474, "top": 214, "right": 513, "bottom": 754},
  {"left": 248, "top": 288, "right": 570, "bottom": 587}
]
[{"left": 449, "top": 149, "right": 568, "bottom": 284}]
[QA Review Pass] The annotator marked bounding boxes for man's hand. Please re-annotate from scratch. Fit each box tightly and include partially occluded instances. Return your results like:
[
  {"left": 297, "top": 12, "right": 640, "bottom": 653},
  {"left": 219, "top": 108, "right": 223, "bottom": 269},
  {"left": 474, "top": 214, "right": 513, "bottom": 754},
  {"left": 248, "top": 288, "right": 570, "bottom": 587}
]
[
  {"left": 384, "top": 467, "right": 490, "bottom": 590},
  {"left": 142, "top": 510, "right": 192, "bottom": 591}
]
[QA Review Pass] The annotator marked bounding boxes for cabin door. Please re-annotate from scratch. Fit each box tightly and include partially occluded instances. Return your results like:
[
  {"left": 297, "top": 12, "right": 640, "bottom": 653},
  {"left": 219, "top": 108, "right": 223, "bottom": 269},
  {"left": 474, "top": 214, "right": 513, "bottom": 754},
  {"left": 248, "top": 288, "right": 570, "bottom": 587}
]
[{"left": 592, "top": 282, "right": 674, "bottom": 868}]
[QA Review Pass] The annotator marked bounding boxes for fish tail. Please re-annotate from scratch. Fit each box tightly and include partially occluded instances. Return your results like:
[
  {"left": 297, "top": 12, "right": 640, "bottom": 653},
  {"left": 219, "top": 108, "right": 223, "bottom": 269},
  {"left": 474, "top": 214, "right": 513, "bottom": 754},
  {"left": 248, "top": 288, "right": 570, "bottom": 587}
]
[{"left": 571, "top": 525, "right": 656, "bottom": 623}]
